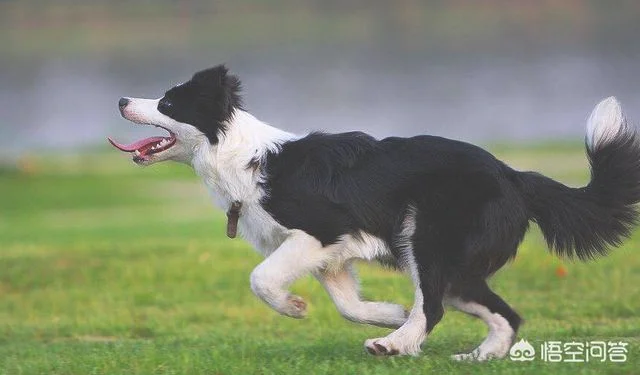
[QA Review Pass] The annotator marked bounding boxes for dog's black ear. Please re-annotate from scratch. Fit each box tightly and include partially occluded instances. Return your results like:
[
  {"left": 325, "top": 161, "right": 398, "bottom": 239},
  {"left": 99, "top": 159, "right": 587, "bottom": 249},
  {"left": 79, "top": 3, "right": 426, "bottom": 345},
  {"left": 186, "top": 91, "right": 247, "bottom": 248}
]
[
  {"left": 193, "top": 64, "right": 229, "bottom": 83},
  {"left": 192, "top": 65, "right": 243, "bottom": 113}
]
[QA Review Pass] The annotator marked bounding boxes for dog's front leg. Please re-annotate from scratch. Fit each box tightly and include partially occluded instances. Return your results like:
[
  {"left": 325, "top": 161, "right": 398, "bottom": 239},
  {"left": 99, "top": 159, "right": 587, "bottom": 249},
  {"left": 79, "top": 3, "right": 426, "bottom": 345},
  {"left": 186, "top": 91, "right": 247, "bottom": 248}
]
[{"left": 250, "top": 230, "right": 329, "bottom": 318}]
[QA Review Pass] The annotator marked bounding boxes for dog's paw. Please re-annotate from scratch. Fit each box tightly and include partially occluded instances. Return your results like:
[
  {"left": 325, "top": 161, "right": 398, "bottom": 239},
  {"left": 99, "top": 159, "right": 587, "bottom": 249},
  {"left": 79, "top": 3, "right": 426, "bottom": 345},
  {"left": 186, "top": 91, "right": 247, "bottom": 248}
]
[
  {"left": 364, "top": 336, "right": 423, "bottom": 357},
  {"left": 364, "top": 338, "right": 400, "bottom": 356},
  {"left": 282, "top": 294, "right": 307, "bottom": 318}
]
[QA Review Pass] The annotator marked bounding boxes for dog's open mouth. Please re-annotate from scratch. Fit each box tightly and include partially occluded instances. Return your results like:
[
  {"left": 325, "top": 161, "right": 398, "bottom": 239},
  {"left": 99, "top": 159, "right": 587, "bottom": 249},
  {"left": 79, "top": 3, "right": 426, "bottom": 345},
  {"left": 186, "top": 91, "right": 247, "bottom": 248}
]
[{"left": 108, "top": 126, "right": 176, "bottom": 163}]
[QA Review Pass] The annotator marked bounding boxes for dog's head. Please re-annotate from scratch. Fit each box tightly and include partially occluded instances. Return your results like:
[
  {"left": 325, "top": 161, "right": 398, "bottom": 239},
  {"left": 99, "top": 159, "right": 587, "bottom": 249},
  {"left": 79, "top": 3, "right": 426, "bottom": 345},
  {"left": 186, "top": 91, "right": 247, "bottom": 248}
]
[{"left": 108, "top": 65, "right": 243, "bottom": 165}]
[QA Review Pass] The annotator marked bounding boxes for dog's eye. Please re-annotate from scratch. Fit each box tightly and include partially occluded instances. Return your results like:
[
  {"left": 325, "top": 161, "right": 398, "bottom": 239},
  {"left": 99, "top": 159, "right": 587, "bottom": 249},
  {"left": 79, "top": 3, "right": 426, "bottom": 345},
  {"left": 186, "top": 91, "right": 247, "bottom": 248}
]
[{"left": 158, "top": 100, "right": 173, "bottom": 111}]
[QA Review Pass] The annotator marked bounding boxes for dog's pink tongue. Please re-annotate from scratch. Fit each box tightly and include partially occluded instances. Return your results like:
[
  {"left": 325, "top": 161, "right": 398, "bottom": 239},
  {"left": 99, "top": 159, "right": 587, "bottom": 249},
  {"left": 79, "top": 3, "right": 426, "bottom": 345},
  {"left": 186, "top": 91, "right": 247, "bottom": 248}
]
[{"left": 107, "top": 137, "right": 165, "bottom": 152}]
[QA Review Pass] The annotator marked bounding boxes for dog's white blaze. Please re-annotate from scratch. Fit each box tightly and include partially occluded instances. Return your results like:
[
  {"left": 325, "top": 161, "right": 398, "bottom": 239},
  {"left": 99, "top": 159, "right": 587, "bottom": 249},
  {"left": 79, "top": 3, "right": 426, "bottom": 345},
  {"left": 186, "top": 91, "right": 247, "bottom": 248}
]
[
  {"left": 448, "top": 298, "right": 514, "bottom": 361},
  {"left": 120, "top": 97, "right": 209, "bottom": 164},
  {"left": 586, "top": 96, "right": 625, "bottom": 151}
]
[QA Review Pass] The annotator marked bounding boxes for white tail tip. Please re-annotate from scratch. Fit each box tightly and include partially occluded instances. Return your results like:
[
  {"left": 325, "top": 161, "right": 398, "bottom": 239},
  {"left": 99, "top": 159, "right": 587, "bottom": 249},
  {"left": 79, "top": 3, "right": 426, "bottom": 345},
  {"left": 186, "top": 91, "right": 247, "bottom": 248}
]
[{"left": 586, "top": 96, "right": 625, "bottom": 151}]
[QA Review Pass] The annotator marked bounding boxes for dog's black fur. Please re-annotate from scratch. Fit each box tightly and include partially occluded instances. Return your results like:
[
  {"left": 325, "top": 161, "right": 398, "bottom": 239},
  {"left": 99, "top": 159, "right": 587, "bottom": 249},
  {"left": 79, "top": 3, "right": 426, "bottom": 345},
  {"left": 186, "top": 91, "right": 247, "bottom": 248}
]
[{"left": 259, "top": 126, "right": 640, "bottom": 332}]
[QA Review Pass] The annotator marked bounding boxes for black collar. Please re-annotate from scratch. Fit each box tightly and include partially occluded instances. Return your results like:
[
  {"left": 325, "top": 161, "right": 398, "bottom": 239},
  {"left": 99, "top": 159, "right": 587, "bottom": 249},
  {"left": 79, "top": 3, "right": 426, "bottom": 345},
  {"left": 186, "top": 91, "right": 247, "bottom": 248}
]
[{"left": 226, "top": 200, "right": 243, "bottom": 238}]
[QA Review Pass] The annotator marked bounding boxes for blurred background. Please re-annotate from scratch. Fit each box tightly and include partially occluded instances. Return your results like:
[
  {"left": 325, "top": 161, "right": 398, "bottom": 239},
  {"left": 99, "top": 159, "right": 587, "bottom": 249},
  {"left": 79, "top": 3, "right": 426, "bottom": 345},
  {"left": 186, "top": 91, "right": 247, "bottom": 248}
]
[
  {"left": 2, "top": 2, "right": 640, "bottom": 373},
  {"left": 2, "top": 0, "right": 640, "bottom": 157}
]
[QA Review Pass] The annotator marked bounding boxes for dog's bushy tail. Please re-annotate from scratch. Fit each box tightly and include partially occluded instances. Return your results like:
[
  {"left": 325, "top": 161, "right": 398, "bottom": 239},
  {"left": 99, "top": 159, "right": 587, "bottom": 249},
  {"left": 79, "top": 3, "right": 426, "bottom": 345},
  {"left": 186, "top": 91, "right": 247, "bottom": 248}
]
[{"left": 517, "top": 97, "right": 640, "bottom": 260}]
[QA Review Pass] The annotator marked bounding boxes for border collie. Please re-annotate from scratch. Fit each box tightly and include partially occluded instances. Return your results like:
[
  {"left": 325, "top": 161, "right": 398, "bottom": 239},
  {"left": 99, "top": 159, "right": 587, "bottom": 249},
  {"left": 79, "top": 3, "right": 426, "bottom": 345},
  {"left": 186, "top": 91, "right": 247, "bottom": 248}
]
[{"left": 109, "top": 65, "right": 640, "bottom": 360}]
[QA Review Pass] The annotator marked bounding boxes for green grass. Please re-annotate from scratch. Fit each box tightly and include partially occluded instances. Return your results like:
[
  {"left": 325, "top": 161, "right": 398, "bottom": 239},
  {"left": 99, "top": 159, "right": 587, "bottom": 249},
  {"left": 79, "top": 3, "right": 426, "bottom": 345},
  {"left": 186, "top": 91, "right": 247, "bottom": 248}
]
[{"left": 1, "top": 146, "right": 639, "bottom": 374}]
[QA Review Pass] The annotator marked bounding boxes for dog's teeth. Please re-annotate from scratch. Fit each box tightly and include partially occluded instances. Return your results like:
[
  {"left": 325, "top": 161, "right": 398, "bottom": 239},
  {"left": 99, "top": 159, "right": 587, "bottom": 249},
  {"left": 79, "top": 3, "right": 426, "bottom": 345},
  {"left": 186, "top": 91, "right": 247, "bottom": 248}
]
[{"left": 134, "top": 150, "right": 140, "bottom": 156}]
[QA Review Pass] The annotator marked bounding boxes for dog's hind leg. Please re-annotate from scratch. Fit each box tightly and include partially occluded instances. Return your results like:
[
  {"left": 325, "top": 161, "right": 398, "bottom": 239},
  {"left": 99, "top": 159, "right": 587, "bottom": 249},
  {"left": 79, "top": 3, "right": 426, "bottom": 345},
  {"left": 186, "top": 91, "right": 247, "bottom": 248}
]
[
  {"left": 250, "top": 230, "right": 334, "bottom": 318},
  {"left": 363, "top": 204, "right": 449, "bottom": 356},
  {"left": 447, "top": 279, "right": 521, "bottom": 361},
  {"left": 363, "top": 258, "right": 446, "bottom": 356},
  {"left": 316, "top": 262, "right": 408, "bottom": 328}
]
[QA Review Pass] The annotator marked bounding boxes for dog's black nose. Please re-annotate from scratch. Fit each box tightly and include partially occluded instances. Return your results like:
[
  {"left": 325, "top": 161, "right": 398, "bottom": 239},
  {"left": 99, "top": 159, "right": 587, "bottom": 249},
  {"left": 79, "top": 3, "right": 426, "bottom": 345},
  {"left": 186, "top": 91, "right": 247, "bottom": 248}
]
[{"left": 118, "top": 97, "right": 130, "bottom": 109}]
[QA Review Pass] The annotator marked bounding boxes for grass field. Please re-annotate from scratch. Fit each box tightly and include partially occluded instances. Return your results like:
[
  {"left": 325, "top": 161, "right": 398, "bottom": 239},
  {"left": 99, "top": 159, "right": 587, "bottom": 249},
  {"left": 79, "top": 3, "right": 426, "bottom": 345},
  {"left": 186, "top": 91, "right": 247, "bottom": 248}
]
[{"left": 1, "top": 145, "right": 638, "bottom": 374}]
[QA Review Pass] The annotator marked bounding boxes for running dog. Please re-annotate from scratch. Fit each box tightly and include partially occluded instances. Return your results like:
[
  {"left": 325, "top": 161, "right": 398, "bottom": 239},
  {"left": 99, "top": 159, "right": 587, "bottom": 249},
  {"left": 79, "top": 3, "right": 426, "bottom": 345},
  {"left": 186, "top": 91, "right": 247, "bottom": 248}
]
[{"left": 109, "top": 65, "right": 640, "bottom": 360}]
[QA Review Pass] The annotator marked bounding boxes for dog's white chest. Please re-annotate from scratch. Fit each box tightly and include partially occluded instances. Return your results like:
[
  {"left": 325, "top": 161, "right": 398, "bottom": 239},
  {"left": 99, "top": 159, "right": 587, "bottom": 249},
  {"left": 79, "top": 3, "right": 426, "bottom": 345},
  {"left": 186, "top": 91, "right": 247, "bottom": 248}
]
[
  {"left": 195, "top": 161, "right": 289, "bottom": 257},
  {"left": 190, "top": 111, "right": 297, "bottom": 257}
]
